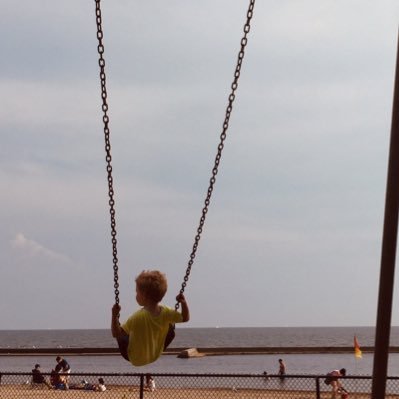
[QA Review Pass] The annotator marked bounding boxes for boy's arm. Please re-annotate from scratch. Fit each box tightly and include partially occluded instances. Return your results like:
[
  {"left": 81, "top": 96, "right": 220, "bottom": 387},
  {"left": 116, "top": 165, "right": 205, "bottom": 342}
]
[
  {"left": 111, "top": 304, "right": 128, "bottom": 338},
  {"left": 176, "top": 294, "right": 190, "bottom": 322}
]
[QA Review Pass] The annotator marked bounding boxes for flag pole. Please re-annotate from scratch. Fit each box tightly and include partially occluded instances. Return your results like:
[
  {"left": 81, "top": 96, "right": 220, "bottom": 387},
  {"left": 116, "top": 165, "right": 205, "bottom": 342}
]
[{"left": 371, "top": 30, "right": 399, "bottom": 399}]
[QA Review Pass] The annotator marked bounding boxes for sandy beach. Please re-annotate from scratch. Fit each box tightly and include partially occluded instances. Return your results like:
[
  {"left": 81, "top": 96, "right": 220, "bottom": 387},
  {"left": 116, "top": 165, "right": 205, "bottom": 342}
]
[{"left": 0, "top": 384, "right": 387, "bottom": 399}]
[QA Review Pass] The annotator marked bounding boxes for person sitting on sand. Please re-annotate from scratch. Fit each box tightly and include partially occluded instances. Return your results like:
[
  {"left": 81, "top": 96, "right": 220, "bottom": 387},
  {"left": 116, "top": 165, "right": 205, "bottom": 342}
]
[
  {"left": 111, "top": 270, "right": 190, "bottom": 366},
  {"left": 95, "top": 378, "right": 107, "bottom": 392},
  {"left": 50, "top": 369, "right": 67, "bottom": 390},
  {"left": 31, "top": 364, "right": 52, "bottom": 389}
]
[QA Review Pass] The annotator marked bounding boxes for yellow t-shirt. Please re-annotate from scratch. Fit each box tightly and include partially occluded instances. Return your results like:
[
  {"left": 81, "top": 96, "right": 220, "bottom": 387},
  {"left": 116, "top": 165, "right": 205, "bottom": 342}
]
[{"left": 122, "top": 305, "right": 183, "bottom": 366}]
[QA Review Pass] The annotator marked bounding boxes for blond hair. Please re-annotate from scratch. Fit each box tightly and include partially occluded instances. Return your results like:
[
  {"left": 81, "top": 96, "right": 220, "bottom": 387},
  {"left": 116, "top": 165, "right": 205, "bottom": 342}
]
[{"left": 135, "top": 270, "right": 168, "bottom": 303}]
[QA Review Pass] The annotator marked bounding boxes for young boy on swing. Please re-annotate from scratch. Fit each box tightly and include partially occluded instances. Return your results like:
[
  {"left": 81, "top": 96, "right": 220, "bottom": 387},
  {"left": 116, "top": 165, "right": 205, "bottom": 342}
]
[{"left": 111, "top": 270, "right": 190, "bottom": 366}]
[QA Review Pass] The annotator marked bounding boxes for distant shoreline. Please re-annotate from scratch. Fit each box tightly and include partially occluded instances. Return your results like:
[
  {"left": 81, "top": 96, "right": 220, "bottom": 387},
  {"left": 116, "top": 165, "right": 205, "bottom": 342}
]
[{"left": 1, "top": 346, "right": 397, "bottom": 356}]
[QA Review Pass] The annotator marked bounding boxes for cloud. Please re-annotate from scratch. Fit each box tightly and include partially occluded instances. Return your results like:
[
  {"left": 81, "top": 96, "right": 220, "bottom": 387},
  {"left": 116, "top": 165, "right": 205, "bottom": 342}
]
[
  {"left": 0, "top": 79, "right": 98, "bottom": 130},
  {"left": 1, "top": 0, "right": 398, "bottom": 328},
  {"left": 10, "top": 233, "right": 72, "bottom": 265}
]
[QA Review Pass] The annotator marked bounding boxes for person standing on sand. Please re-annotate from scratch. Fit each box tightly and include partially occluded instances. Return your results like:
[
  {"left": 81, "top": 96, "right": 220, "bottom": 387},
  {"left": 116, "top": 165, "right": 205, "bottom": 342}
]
[
  {"left": 324, "top": 368, "right": 347, "bottom": 398},
  {"left": 55, "top": 356, "right": 71, "bottom": 373},
  {"left": 145, "top": 374, "right": 155, "bottom": 391},
  {"left": 278, "top": 358, "right": 286, "bottom": 380}
]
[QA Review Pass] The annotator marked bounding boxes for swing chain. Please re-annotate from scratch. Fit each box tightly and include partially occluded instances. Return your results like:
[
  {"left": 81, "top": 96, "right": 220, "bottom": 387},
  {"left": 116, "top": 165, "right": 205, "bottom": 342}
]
[
  {"left": 175, "top": 0, "right": 256, "bottom": 310},
  {"left": 94, "top": 0, "right": 120, "bottom": 305},
  {"left": 94, "top": 0, "right": 255, "bottom": 309}
]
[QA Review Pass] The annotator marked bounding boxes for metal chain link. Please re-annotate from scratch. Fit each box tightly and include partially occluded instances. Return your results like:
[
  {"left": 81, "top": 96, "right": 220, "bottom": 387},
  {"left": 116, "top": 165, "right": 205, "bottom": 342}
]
[
  {"left": 94, "top": 0, "right": 120, "bottom": 305},
  {"left": 93, "top": 0, "right": 255, "bottom": 308},
  {"left": 175, "top": 0, "right": 256, "bottom": 310}
]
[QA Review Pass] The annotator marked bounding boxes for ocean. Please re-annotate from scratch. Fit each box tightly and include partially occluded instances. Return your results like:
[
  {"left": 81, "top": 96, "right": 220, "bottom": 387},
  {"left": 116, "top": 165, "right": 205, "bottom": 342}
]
[{"left": 1, "top": 327, "right": 399, "bottom": 375}]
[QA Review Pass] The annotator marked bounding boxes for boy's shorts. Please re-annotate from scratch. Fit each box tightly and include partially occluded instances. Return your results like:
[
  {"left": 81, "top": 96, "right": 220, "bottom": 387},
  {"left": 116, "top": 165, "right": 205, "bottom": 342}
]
[{"left": 116, "top": 335, "right": 129, "bottom": 361}]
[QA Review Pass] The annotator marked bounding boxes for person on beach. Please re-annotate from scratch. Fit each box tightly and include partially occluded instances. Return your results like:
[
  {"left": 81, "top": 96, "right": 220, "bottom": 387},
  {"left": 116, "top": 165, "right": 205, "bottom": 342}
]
[
  {"left": 278, "top": 358, "right": 286, "bottom": 380},
  {"left": 31, "top": 364, "right": 52, "bottom": 389},
  {"left": 111, "top": 269, "right": 190, "bottom": 366},
  {"left": 50, "top": 369, "right": 67, "bottom": 390},
  {"left": 145, "top": 374, "right": 156, "bottom": 391},
  {"left": 69, "top": 379, "right": 94, "bottom": 390},
  {"left": 324, "top": 368, "right": 347, "bottom": 398},
  {"left": 94, "top": 377, "right": 107, "bottom": 392},
  {"left": 68, "top": 378, "right": 106, "bottom": 391},
  {"left": 55, "top": 356, "right": 71, "bottom": 373},
  {"left": 55, "top": 356, "right": 71, "bottom": 387}
]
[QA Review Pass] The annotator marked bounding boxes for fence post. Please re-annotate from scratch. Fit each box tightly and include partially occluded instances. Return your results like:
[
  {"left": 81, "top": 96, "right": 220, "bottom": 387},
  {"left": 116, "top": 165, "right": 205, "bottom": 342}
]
[
  {"left": 139, "top": 374, "right": 144, "bottom": 399},
  {"left": 316, "top": 377, "right": 321, "bottom": 399}
]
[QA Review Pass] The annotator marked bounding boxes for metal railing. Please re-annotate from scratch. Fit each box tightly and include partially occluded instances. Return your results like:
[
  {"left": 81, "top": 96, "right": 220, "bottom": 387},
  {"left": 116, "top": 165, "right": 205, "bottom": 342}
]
[{"left": 1, "top": 372, "right": 399, "bottom": 398}]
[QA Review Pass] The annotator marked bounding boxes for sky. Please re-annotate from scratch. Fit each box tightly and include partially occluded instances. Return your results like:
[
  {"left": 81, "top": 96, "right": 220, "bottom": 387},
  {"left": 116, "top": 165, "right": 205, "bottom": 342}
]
[{"left": 1, "top": 1, "right": 399, "bottom": 330}]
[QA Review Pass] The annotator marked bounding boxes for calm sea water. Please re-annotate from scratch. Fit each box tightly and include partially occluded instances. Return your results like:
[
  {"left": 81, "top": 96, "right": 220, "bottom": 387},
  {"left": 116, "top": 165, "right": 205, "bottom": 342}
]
[
  {"left": 3, "top": 326, "right": 399, "bottom": 349},
  {"left": 1, "top": 327, "right": 399, "bottom": 375}
]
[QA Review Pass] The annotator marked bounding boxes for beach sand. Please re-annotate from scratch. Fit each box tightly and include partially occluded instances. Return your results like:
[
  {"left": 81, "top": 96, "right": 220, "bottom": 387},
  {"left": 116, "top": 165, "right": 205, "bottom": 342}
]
[{"left": 0, "top": 385, "right": 387, "bottom": 399}]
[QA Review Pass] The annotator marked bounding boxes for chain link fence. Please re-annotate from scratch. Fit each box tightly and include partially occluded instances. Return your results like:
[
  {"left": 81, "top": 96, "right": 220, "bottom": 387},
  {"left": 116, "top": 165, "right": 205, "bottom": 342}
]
[{"left": 1, "top": 372, "right": 399, "bottom": 399}]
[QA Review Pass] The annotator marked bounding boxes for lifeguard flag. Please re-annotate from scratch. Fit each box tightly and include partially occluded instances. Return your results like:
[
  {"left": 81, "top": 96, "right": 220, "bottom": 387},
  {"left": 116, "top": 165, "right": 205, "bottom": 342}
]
[{"left": 354, "top": 335, "right": 362, "bottom": 358}]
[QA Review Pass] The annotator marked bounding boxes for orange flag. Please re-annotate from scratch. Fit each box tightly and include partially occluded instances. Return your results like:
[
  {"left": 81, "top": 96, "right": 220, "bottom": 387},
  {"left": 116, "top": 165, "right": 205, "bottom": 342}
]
[{"left": 354, "top": 335, "right": 362, "bottom": 358}]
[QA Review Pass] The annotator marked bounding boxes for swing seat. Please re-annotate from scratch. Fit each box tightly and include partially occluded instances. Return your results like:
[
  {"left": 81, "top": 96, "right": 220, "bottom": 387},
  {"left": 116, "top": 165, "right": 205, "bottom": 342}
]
[{"left": 164, "top": 324, "right": 175, "bottom": 349}]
